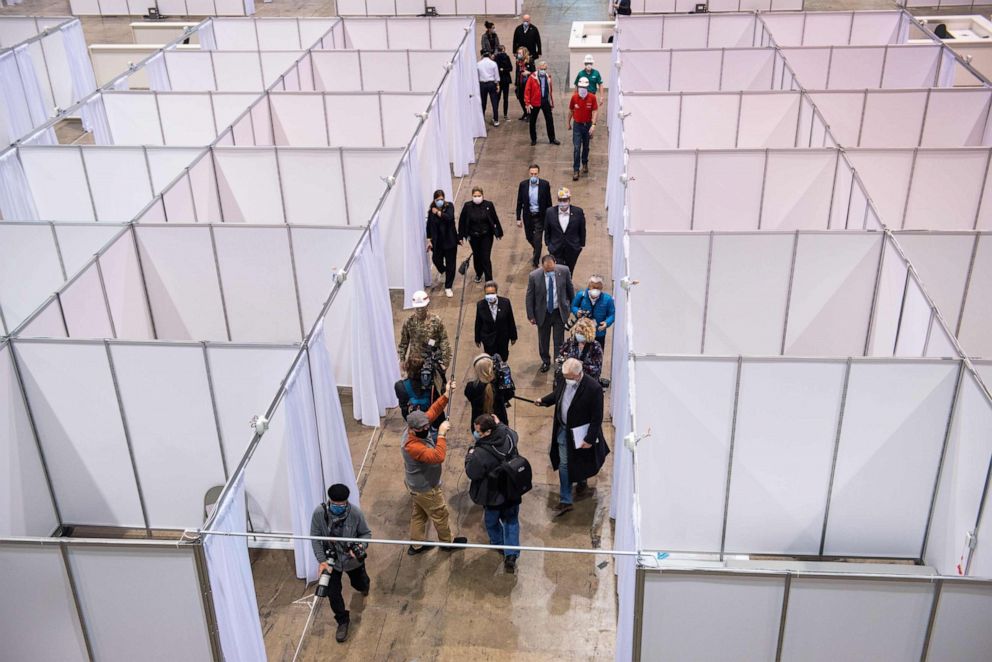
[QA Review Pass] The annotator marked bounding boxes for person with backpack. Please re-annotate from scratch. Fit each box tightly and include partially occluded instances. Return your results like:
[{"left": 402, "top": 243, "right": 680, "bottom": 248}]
[
  {"left": 465, "top": 413, "right": 532, "bottom": 574},
  {"left": 394, "top": 357, "right": 445, "bottom": 427}
]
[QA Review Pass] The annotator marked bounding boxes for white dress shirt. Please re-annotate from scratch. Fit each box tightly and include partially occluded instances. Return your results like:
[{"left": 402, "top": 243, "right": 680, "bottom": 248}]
[
  {"left": 489, "top": 300, "right": 499, "bottom": 320},
  {"left": 477, "top": 58, "right": 499, "bottom": 83},
  {"left": 558, "top": 208, "right": 570, "bottom": 233},
  {"left": 560, "top": 380, "right": 578, "bottom": 423}
]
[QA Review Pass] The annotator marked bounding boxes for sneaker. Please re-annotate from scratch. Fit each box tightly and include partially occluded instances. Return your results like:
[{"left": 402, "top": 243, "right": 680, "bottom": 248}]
[
  {"left": 575, "top": 480, "right": 589, "bottom": 496},
  {"left": 335, "top": 621, "right": 349, "bottom": 643},
  {"left": 444, "top": 536, "right": 468, "bottom": 551},
  {"left": 572, "top": 171, "right": 579, "bottom": 181},
  {"left": 550, "top": 139, "right": 561, "bottom": 145},
  {"left": 407, "top": 544, "right": 434, "bottom": 556},
  {"left": 445, "top": 288, "right": 453, "bottom": 298},
  {"left": 504, "top": 555, "right": 517, "bottom": 574},
  {"left": 473, "top": 275, "right": 482, "bottom": 283},
  {"left": 494, "top": 119, "right": 500, "bottom": 126},
  {"left": 582, "top": 165, "right": 589, "bottom": 174}
]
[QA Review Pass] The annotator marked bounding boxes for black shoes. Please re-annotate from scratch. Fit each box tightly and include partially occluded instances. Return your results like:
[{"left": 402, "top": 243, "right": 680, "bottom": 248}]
[
  {"left": 530, "top": 140, "right": 537, "bottom": 146},
  {"left": 582, "top": 165, "right": 589, "bottom": 174},
  {"left": 335, "top": 621, "right": 349, "bottom": 643},
  {"left": 474, "top": 275, "right": 482, "bottom": 283},
  {"left": 550, "top": 139, "right": 561, "bottom": 145},
  {"left": 539, "top": 362, "right": 550, "bottom": 373},
  {"left": 504, "top": 555, "right": 517, "bottom": 574},
  {"left": 444, "top": 536, "right": 468, "bottom": 551},
  {"left": 407, "top": 544, "right": 434, "bottom": 555},
  {"left": 572, "top": 171, "right": 579, "bottom": 181},
  {"left": 520, "top": 113, "right": 529, "bottom": 120},
  {"left": 599, "top": 377, "right": 611, "bottom": 388},
  {"left": 552, "top": 503, "right": 574, "bottom": 518}
]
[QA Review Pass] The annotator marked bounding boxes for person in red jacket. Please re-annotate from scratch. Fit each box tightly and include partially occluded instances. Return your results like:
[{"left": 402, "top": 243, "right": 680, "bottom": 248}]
[{"left": 524, "top": 61, "right": 560, "bottom": 147}]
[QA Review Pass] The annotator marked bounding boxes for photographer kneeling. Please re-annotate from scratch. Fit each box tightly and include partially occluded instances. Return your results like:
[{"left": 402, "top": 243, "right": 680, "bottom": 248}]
[{"left": 310, "top": 483, "right": 371, "bottom": 643}]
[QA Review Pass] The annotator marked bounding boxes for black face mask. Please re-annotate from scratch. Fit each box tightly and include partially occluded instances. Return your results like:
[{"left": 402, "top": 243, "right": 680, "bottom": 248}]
[{"left": 413, "top": 429, "right": 430, "bottom": 439}]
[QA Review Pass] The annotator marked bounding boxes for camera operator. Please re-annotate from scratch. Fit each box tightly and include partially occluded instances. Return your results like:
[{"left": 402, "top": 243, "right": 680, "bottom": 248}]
[
  {"left": 397, "top": 290, "right": 451, "bottom": 396},
  {"left": 464, "top": 353, "right": 515, "bottom": 430},
  {"left": 309, "top": 484, "right": 371, "bottom": 643}
]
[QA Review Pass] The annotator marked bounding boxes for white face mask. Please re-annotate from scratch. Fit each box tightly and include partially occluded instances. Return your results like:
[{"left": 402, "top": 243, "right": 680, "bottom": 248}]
[
  {"left": 578, "top": 88, "right": 588, "bottom": 98},
  {"left": 575, "top": 333, "right": 586, "bottom": 343},
  {"left": 559, "top": 202, "right": 570, "bottom": 211},
  {"left": 585, "top": 65, "right": 593, "bottom": 71},
  {"left": 538, "top": 69, "right": 547, "bottom": 77},
  {"left": 589, "top": 288, "right": 601, "bottom": 299},
  {"left": 565, "top": 378, "right": 579, "bottom": 386},
  {"left": 523, "top": 21, "right": 529, "bottom": 28},
  {"left": 473, "top": 196, "right": 483, "bottom": 204},
  {"left": 485, "top": 293, "right": 497, "bottom": 303}
]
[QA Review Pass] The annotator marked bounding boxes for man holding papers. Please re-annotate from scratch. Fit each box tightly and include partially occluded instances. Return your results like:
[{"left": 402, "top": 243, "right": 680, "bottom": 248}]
[{"left": 534, "top": 358, "right": 610, "bottom": 517}]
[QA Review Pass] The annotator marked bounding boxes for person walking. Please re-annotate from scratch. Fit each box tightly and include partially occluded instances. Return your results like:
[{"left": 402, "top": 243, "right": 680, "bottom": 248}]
[
  {"left": 512, "top": 15, "right": 542, "bottom": 61},
  {"left": 403, "top": 381, "right": 469, "bottom": 554},
  {"left": 426, "top": 188, "right": 459, "bottom": 297},
  {"left": 515, "top": 163, "right": 552, "bottom": 268},
  {"left": 524, "top": 61, "right": 559, "bottom": 146},
  {"left": 543, "top": 187, "right": 586, "bottom": 276},
  {"left": 477, "top": 49, "right": 501, "bottom": 126},
  {"left": 567, "top": 77, "right": 598, "bottom": 180},
  {"left": 465, "top": 413, "right": 524, "bottom": 573},
  {"left": 481, "top": 20, "right": 500, "bottom": 54},
  {"left": 571, "top": 274, "right": 615, "bottom": 357},
  {"left": 464, "top": 355, "right": 512, "bottom": 431},
  {"left": 514, "top": 47, "right": 535, "bottom": 120},
  {"left": 474, "top": 280, "right": 517, "bottom": 360},
  {"left": 534, "top": 358, "right": 610, "bottom": 517},
  {"left": 573, "top": 54, "right": 603, "bottom": 95},
  {"left": 458, "top": 186, "right": 503, "bottom": 283},
  {"left": 526, "top": 254, "right": 574, "bottom": 373},
  {"left": 397, "top": 290, "right": 451, "bottom": 395},
  {"left": 394, "top": 357, "right": 433, "bottom": 422},
  {"left": 495, "top": 45, "right": 513, "bottom": 121},
  {"left": 310, "top": 483, "right": 371, "bottom": 643},
  {"left": 556, "top": 318, "right": 604, "bottom": 381}
]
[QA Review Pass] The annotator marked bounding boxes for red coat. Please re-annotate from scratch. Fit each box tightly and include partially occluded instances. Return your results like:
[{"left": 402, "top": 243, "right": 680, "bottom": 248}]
[{"left": 524, "top": 72, "right": 553, "bottom": 109}]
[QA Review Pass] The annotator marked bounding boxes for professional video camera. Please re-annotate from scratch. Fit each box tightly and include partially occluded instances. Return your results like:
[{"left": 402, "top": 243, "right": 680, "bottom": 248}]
[
  {"left": 421, "top": 338, "right": 443, "bottom": 390},
  {"left": 490, "top": 353, "right": 516, "bottom": 398}
]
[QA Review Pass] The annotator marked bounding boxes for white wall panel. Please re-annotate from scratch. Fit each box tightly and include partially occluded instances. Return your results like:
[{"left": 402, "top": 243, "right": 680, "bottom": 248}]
[
  {"left": 640, "top": 572, "right": 784, "bottom": 660},
  {"left": 344, "top": 19, "right": 388, "bottom": 48},
  {"left": 213, "top": 149, "right": 284, "bottom": 223},
  {"left": 725, "top": 360, "right": 845, "bottom": 554},
  {"left": 781, "top": 578, "right": 932, "bottom": 662},
  {"left": 804, "top": 13, "right": 856, "bottom": 46},
  {"left": 627, "top": 152, "right": 694, "bottom": 230},
  {"left": 781, "top": 48, "right": 828, "bottom": 88},
  {"left": 280, "top": 151, "right": 348, "bottom": 225},
  {"left": 618, "top": 51, "right": 670, "bottom": 92},
  {"left": 860, "top": 91, "right": 926, "bottom": 148},
  {"left": 53, "top": 225, "right": 128, "bottom": 279},
  {"left": 341, "top": 149, "right": 399, "bottom": 225},
  {"left": 705, "top": 234, "right": 793, "bottom": 354},
  {"left": 0, "top": 225, "right": 63, "bottom": 332},
  {"left": 829, "top": 47, "right": 884, "bottom": 88},
  {"left": 738, "top": 93, "right": 800, "bottom": 148},
  {"left": 256, "top": 19, "right": 301, "bottom": 49},
  {"left": 260, "top": 51, "right": 302, "bottom": 87},
  {"left": 213, "top": 52, "right": 264, "bottom": 91},
  {"left": 926, "top": 583, "right": 992, "bottom": 659},
  {"left": 311, "top": 51, "right": 362, "bottom": 90},
  {"left": 624, "top": 96, "right": 678, "bottom": 148},
  {"left": 61, "top": 265, "right": 114, "bottom": 339},
  {"left": 662, "top": 15, "right": 709, "bottom": 50},
  {"left": 146, "top": 147, "right": 202, "bottom": 194},
  {"left": 693, "top": 152, "right": 764, "bottom": 230},
  {"left": 269, "top": 94, "right": 328, "bottom": 146},
  {"left": 361, "top": 51, "right": 411, "bottom": 91},
  {"left": 19, "top": 148, "right": 94, "bottom": 222},
  {"left": 381, "top": 94, "right": 430, "bottom": 146},
  {"left": 635, "top": 358, "right": 738, "bottom": 553},
  {"left": 158, "top": 94, "right": 217, "bottom": 145},
  {"left": 620, "top": 17, "right": 663, "bottom": 49},
  {"left": 99, "top": 232, "right": 153, "bottom": 340},
  {"left": 111, "top": 344, "right": 226, "bottom": 529},
  {"left": 407, "top": 51, "right": 448, "bottom": 91},
  {"left": 850, "top": 12, "right": 905, "bottom": 45},
  {"left": 721, "top": 49, "right": 776, "bottom": 91},
  {"left": 824, "top": 361, "right": 958, "bottom": 557},
  {"left": 163, "top": 52, "right": 216, "bottom": 91},
  {"left": 84, "top": 148, "right": 154, "bottom": 222},
  {"left": 845, "top": 150, "right": 914, "bottom": 227},
  {"left": 882, "top": 46, "right": 940, "bottom": 89},
  {"left": 761, "top": 152, "right": 835, "bottom": 229},
  {"left": 867, "top": 237, "right": 907, "bottom": 356},
  {"left": 921, "top": 90, "right": 991, "bottom": 147},
  {"left": 904, "top": 151, "right": 987, "bottom": 230},
  {"left": 808, "top": 92, "right": 862, "bottom": 148},
  {"left": 708, "top": 15, "right": 758, "bottom": 48},
  {"left": 959, "top": 236, "right": 992, "bottom": 357},
  {"left": 67, "top": 546, "right": 213, "bottom": 662},
  {"left": 18, "top": 300, "right": 68, "bottom": 338},
  {"left": 325, "top": 94, "right": 382, "bottom": 146},
  {"left": 212, "top": 20, "right": 258, "bottom": 49},
  {"left": 894, "top": 233, "right": 973, "bottom": 331},
  {"left": 212, "top": 93, "right": 257, "bottom": 133},
  {"left": 17, "top": 342, "right": 144, "bottom": 527},
  {"left": 785, "top": 234, "right": 879, "bottom": 355},
  {"left": 103, "top": 93, "right": 163, "bottom": 145},
  {"left": 679, "top": 94, "right": 738, "bottom": 148},
  {"left": 290, "top": 226, "right": 363, "bottom": 330},
  {"left": 669, "top": 50, "right": 722, "bottom": 91}
]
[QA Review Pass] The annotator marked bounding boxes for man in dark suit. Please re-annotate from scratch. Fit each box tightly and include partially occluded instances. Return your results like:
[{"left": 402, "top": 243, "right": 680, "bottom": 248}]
[
  {"left": 525, "top": 255, "right": 574, "bottom": 372},
  {"left": 515, "top": 164, "right": 553, "bottom": 268},
  {"left": 512, "top": 14, "right": 541, "bottom": 61},
  {"left": 535, "top": 358, "right": 610, "bottom": 516},
  {"left": 543, "top": 187, "right": 586, "bottom": 276},
  {"left": 475, "top": 280, "right": 518, "bottom": 361}
]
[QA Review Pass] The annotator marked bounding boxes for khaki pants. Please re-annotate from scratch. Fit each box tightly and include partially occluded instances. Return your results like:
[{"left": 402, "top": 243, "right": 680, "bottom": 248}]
[{"left": 409, "top": 486, "right": 453, "bottom": 543}]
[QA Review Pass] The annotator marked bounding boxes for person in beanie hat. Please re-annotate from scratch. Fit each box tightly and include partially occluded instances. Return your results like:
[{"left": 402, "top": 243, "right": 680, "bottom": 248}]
[{"left": 310, "top": 483, "right": 372, "bottom": 643}]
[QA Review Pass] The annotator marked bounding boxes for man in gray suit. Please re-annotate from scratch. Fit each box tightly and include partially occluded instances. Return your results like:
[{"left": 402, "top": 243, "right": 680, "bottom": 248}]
[{"left": 525, "top": 254, "right": 575, "bottom": 372}]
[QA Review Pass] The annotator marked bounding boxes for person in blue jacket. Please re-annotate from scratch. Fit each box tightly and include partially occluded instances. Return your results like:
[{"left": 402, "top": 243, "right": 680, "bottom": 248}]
[{"left": 571, "top": 274, "right": 616, "bottom": 366}]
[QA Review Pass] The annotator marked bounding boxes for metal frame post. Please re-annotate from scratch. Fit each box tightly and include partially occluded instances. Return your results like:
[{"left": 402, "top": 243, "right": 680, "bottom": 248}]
[
  {"left": 699, "top": 231, "right": 715, "bottom": 353},
  {"left": 190, "top": 541, "right": 224, "bottom": 662},
  {"left": 207, "top": 225, "right": 233, "bottom": 342},
  {"left": 631, "top": 566, "right": 646, "bottom": 662},
  {"left": 200, "top": 343, "right": 229, "bottom": 480},
  {"left": 779, "top": 231, "right": 800, "bottom": 355},
  {"left": 819, "top": 357, "right": 853, "bottom": 555},
  {"left": 59, "top": 544, "right": 97, "bottom": 662},
  {"left": 718, "top": 356, "right": 744, "bottom": 560},
  {"left": 919, "top": 579, "right": 943, "bottom": 661},
  {"left": 286, "top": 227, "right": 307, "bottom": 339},
  {"left": 129, "top": 225, "right": 158, "bottom": 339},
  {"left": 774, "top": 573, "right": 792, "bottom": 662},
  {"left": 891, "top": 269, "right": 912, "bottom": 357},
  {"left": 49, "top": 223, "right": 68, "bottom": 280},
  {"left": 94, "top": 257, "right": 118, "bottom": 340},
  {"left": 955, "top": 234, "right": 980, "bottom": 337},
  {"left": 688, "top": 150, "right": 700, "bottom": 230},
  {"left": 921, "top": 362, "right": 966, "bottom": 562},
  {"left": 77, "top": 146, "right": 101, "bottom": 221},
  {"left": 756, "top": 149, "right": 770, "bottom": 229},
  {"left": 304, "top": 346, "right": 328, "bottom": 492}
]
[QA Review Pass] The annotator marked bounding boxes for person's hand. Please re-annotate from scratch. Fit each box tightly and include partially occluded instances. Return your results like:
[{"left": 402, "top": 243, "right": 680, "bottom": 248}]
[
  {"left": 516, "top": 219, "right": 522, "bottom": 227},
  {"left": 526, "top": 104, "right": 532, "bottom": 112},
  {"left": 529, "top": 318, "right": 536, "bottom": 325},
  {"left": 492, "top": 415, "right": 501, "bottom": 424},
  {"left": 438, "top": 421, "right": 451, "bottom": 436},
  {"left": 590, "top": 125, "right": 596, "bottom": 135},
  {"left": 598, "top": 322, "right": 607, "bottom": 331},
  {"left": 510, "top": 339, "right": 517, "bottom": 345},
  {"left": 446, "top": 379, "right": 456, "bottom": 395},
  {"left": 426, "top": 240, "right": 432, "bottom": 253},
  {"left": 477, "top": 342, "right": 483, "bottom": 349},
  {"left": 318, "top": 561, "right": 330, "bottom": 575},
  {"left": 580, "top": 441, "right": 593, "bottom": 449},
  {"left": 533, "top": 400, "right": 544, "bottom": 407},
  {"left": 567, "top": 121, "right": 572, "bottom": 130}
]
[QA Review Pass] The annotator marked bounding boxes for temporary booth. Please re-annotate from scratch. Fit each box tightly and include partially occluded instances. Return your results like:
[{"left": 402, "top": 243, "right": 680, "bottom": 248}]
[
  {"left": 616, "top": 0, "right": 802, "bottom": 14},
  {"left": 335, "top": 0, "right": 521, "bottom": 16},
  {"left": 913, "top": 15, "right": 992, "bottom": 86},
  {"left": 69, "top": 0, "right": 256, "bottom": 18}
]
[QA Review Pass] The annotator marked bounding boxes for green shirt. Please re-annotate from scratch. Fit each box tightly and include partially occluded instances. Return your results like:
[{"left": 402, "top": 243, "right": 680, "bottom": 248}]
[{"left": 574, "top": 68, "right": 603, "bottom": 95}]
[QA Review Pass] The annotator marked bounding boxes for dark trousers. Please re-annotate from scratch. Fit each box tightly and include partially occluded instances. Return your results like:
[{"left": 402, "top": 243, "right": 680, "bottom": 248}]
[
  {"left": 326, "top": 564, "right": 370, "bottom": 624},
  {"left": 483, "top": 339, "right": 510, "bottom": 362},
  {"left": 529, "top": 101, "right": 556, "bottom": 143},
  {"left": 516, "top": 84, "right": 527, "bottom": 114},
  {"left": 431, "top": 246, "right": 457, "bottom": 288},
  {"left": 480, "top": 81, "right": 499, "bottom": 121},
  {"left": 538, "top": 311, "right": 565, "bottom": 364},
  {"left": 572, "top": 122, "right": 591, "bottom": 172},
  {"left": 522, "top": 211, "right": 544, "bottom": 266},
  {"left": 498, "top": 80, "right": 510, "bottom": 116},
  {"left": 469, "top": 233, "right": 494, "bottom": 281},
  {"left": 595, "top": 334, "right": 607, "bottom": 357},
  {"left": 551, "top": 247, "right": 581, "bottom": 278}
]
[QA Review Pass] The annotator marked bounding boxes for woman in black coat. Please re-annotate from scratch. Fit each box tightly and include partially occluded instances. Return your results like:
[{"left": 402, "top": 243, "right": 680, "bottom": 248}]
[
  {"left": 426, "top": 189, "right": 460, "bottom": 297},
  {"left": 458, "top": 185, "right": 503, "bottom": 283},
  {"left": 464, "top": 354, "right": 512, "bottom": 431}
]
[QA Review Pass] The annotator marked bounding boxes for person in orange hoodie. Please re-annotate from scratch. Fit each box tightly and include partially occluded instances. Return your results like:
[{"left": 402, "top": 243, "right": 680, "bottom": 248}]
[
  {"left": 524, "top": 61, "right": 560, "bottom": 147},
  {"left": 402, "top": 379, "right": 469, "bottom": 555}
]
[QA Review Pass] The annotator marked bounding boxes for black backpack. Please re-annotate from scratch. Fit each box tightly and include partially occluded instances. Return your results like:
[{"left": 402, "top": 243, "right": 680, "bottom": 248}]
[
  {"left": 480, "top": 437, "right": 533, "bottom": 504},
  {"left": 616, "top": 0, "right": 631, "bottom": 14}
]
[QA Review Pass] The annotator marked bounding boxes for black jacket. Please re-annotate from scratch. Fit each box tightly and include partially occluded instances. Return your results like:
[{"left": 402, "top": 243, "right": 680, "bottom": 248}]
[
  {"left": 426, "top": 201, "right": 458, "bottom": 250},
  {"left": 494, "top": 51, "right": 513, "bottom": 85},
  {"left": 516, "top": 178, "right": 553, "bottom": 221},
  {"left": 465, "top": 423, "right": 521, "bottom": 507},
  {"left": 464, "top": 379, "right": 511, "bottom": 432},
  {"left": 474, "top": 296, "right": 517, "bottom": 351},
  {"left": 512, "top": 23, "right": 541, "bottom": 59},
  {"left": 544, "top": 205, "right": 587, "bottom": 255},
  {"left": 538, "top": 373, "right": 609, "bottom": 482},
  {"left": 458, "top": 200, "right": 504, "bottom": 240},
  {"left": 482, "top": 31, "right": 500, "bottom": 54}
]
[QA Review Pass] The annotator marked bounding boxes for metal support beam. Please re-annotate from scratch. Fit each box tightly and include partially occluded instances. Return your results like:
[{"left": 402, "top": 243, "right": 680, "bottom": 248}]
[
  {"left": 718, "top": 356, "right": 744, "bottom": 560},
  {"left": 921, "top": 362, "right": 966, "bottom": 562},
  {"left": 59, "top": 544, "right": 96, "bottom": 662},
  {"left": 819, "top": 357, "right": 853, "bottom": 555}
]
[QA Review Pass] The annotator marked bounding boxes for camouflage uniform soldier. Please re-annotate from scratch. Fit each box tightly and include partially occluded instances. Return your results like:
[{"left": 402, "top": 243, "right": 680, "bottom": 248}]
[{"left": 398, "top": 290, "right": 452, "bottom": 395}]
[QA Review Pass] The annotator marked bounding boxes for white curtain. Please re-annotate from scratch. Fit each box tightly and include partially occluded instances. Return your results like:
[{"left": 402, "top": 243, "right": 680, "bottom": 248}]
[
  {"left": 0, "top": 149, "right": 38, "bottom": 220},
  {"left": 203, "top": 472, "right": 267, "bottom": 662},
  {"left": 609, "top": 254, "right": 630, "bottom": 519},
  {"left": 244, "top": 0, "right": 257, "bottom": 13},
  {"left": 461, "top": 30, "right": 486, "bottom": 139},
  {"left": 84, "top": 95, "right": 113, "bottom": 145},
  {"left": 283, "top": 355, "right": 328, "bottom": 582},
  {"left": 424, "top": 97, "right": 452, "bottom": 201},
  {"left": 351, "top": 223, "right": 401, "bottom": 425},
  {"left": 14, "top": 47, "right": 53, "bottom": 144},
  {"left": 0, "top": 49, "right": 55, "bottom": 145},
  {"left": 399, "top": 149, "right": 430, "bottom": 306},
  {"left": 60, "top": 21, "right": 98, "bottom": 132},
  {"left": 606, "top": 103, "right": 625, "bottom": 231},
  {"left": 199, "top": 22, "right": 217, "bottom": 51},
  {"left": 147, "top": 53, "right": 172, "bottom": 92}
]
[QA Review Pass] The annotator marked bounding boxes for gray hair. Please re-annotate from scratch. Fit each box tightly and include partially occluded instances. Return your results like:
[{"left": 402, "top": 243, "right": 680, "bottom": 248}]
[
  {"left": 562, "top": 358, "right": 583, "bottom": 378},
  {"left": 587, "top": 274, "right": 605, "bottom": 286},
  {"left": 538, "top": 60, "right": 548, "bottom": 68}
]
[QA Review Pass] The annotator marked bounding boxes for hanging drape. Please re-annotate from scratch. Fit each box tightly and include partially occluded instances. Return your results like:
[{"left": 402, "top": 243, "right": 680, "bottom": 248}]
[
  {"left": 610, "top": 234, "right": 630, "bottom": 518},
  {"left": 60, "top": 22, "right": 98, "bottom": 132},
  {"left": 13, "top": 47, "right": 54, "bottom": 145},
  {"left": 199, "top": 21, "right": 218, "bottom": 51},
  {"left": 244, "top": 0, "right": 257, "bottom": 14},
  {"left": 0, "top": 149, "right": 38, "bottom": 220},
  {"left": 425, "top": 96, "right": 452, "bottom": 202},
  {"left": 84, "top": 95, "right": 113, "bottom": 145},
  {"left": 0, "top": 49, "right": 55, "bottom": 146},
  {"left": 399, "top": 148, "right": 430, "bottom": 307},
  {"left": 606, "top": 104, "right": 625, "bottom": 232},
  {"left": 283, "top": 354, "right": 328, "bottom": 582},
  {"left": 203, "top": 472, "right": 267, "bottom": 662},
  {"left": 351, "top": 223, "right": 400, "bottom": 426},
  {"left": 146, "top": 53, "right": 172, "bottom": 92},
  {"left": 461, "top": 30, "right": 486, "bottom": 139}
]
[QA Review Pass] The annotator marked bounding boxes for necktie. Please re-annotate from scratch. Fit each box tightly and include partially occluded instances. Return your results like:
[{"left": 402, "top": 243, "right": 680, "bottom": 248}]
[
  {"left": 540, "top": 76, "right": 547, "bottom": 100},
  {"left": 547, "top": 273, "right": 554, "bottom": 314}
]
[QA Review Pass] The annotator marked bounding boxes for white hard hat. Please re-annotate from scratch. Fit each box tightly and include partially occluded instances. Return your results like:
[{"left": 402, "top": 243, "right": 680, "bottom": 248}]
[
  {"left": 577, "top": 77, "right": 589, "bottom": 88},
  {"left": 583, "top": 54, "right": 594, "bottom": 65},
  {"left": 411, "top": 290, "right": 430, "bottom": 308}
]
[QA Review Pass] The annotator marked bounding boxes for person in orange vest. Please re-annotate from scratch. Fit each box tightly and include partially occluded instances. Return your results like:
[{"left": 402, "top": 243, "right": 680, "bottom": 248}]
[{"left": 524, "top": 61, "right": 561, "bottom": 147}]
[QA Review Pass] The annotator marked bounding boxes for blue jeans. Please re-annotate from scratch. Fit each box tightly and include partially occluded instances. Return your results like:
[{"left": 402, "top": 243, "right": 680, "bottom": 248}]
[
  {"left": 557, "top": 426, "right": 572, "bottom": 505},
  {"left": 572, "top": 122, "right": 591, "bottom": 173},
  {"left": 484, "top": 503, "right": 520, "bottom": 557}
]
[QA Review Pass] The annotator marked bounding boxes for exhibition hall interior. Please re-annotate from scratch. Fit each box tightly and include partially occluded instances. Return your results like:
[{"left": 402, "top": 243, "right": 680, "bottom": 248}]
[{"left": 2, "top": 0, "right": 992, "bottom": 658}]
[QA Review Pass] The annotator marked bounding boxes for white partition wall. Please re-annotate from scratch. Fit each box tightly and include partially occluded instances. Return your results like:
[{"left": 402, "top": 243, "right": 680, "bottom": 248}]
[{"left": 69, "top": 0, "right": 255, "bottom": 17}]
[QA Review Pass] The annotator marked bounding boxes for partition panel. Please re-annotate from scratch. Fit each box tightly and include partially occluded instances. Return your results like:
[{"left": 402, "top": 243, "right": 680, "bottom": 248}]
[
  {"left": 780, "top": 578, "right": 932, "bottom": 661},
  {"left": 291, "top": 227, "right": 362, "bottom": 331},
  {"left": 54, "top": 225, "right": 126, "bottom": 277},
  {"left": 635, "top": 358, "right": 738, "bottom": 552},
  {"left": 926, "top": 583, "right": 992, "bottom": 658},
  {"left": 212, "top": 149, "right": 284, "bottom": 223},
  {"left": 16, "top": 342, "right": 145, "bottom": 527},
  {"left": 669, "top": 50, "right": 723, "bottom": 91},
  {"left": 0, "top": 544, "right": 87, "bottom": 661},
  {"left": 725, "top": 360, "right": 845, "bottom": 554},
  {"left": 361, "top": 51, "right": 412, "bottom": 91},
  {"left": 147, "top": 148, "right": 204, "bottom": 194},
  {"left": 722, "top": 49, "right": 778, "bottom": 90},
  {"left": 623, "top": 96, "right": 679, "bottom": 148},
  {"left": 18, "top": 300, "right": 69, "bottom": 338},
  {"left": 860, "top": 91, "right": 926, "bottom": 148},
  {"left": 704, "top": 234, "right": 793, "bottom": 354},
  {"left": 18, "top": 148, "right": 94, "bottom": 222},
  {"left": 831, "top": 47, "right": 886, "bottom": 88},
  {"left": 761, "top": 152, "right": 835, "bottom": 229},
  {"left": 882, "top": 46, "right": 941, "bottom": 88},
  {"left": 708, "top": 14, "right": 758, "bottom": 48},
  {"left": 896, "top": 276, "right": 932, "bottom": 357},
  {"left": 867, "top": 237, "right": 908, "bottom": 356},
  {"left": 311, "top": 51, "right": 362, "bottom": 89},
  {"left": 158, "top": 94, "right": 218, "bottom": 145},
  {"left": 693, "top": 152, "right": 765, "bottom": 230},
  {"left": 86, "top": 148, "right": 156, "bottom": 222},
  {"left": 341, "top": 149, "right": 401, "bottom": 224},
  {"left": 164, "top": 52, "right": 217, "bottom": 91},
  {"left": 620, "top": 17, "right": 664, "bottom": 49},
  {"left": 381, "top": 94, "right": 430, "bottom": 146},
  {"left": 891, "top": 233, "right": 974, "bottom": 332},
  {"left": 662, "top": 15, "right": 710, "bottom": 50},
  {"left": 958, "top": 236, "right": 992, "bottom": 357},
  {"left": 807, "top": 92, "right": 862, "bottom": 148},
  {"left": 824, "top": 361, "right": 958, "bottom": 557},
  {"left": 779, "top": 48, "right": 829, "bottom": 88},
  {"left": 66, "top": 546, "right": 214, "bottom": 661},
  {"left": 845, "top": 150, "right": 914, "bottom": 227},
  {"left": 325, "top": 94, "right": 382, "bottom": 146},
  {"left": 280, "top": 151, "right": 348, "bottom": 224},
  {"left": 269, "top": 94, "right": 327, "bottom": 146},
  {"left": 99, "top": 233, "right": 154, "bottom": 340},
  {"left": 618, "top": 51, "right": 670, "bottom": 92},
  {"left": 679, "top": 94, "right": 739, "bottom": 148},
  {"left": 213, "top": 52, "right": 265, "bottom": 91},
  {"left": 738, "top": 93, "right": 801, "bottom": 148},
  {"left": 904, "top": 151, "right": 988, "bottom": 230},
  {"left": 60, "top": 265, "right": 115, "bottom": 339},
  {"left": 0, "top": 225, "right": 63, "bottom": 332},
  {"left": 627, "top": 152, "right": 694, "bottom": 230},
  {"left": 102, "top": 93, "right": 163, "bottom": 145},
  {"left": 343, "top": 19, "right": 389, "bottom": 48},
  {"left": 920, "top": 91, "right": 991, "bottom": 147}
]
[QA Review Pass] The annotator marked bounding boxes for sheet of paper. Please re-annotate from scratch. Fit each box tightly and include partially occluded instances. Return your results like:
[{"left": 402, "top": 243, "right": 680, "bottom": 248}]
[{"left": 571, "top": 424, "right": 590, "bottom": 449}]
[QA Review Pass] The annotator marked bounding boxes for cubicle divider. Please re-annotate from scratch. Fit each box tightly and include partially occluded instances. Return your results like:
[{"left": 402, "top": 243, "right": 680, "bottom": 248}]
[
  {"left": 758, "top": 10, "right": 912, "bottom": 47},
  {"left": 336, "top": 0, "right": 521, "bottom": 15},
  {"left": 69, "top": 0, "right": 254, "bottom": 18},
  {"left": 622, "top": 0, "right": 801, "bottom": 13},
  {"left": 781, "top": 43, "right": 975, "bottom": 89}
]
